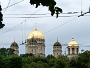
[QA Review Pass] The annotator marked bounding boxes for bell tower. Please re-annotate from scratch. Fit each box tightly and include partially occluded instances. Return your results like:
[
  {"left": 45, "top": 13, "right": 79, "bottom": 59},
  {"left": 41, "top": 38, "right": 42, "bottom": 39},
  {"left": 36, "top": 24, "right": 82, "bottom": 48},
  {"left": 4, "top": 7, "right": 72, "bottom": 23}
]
[
  {"left": 53, "top": 38, "right": 62, "bottom": 57},
  {"left": 67, "top": 37, "right": 79, "bottom": 59},
  {"left": 10, "top": 40, "right": 19, "bottom": 55}
]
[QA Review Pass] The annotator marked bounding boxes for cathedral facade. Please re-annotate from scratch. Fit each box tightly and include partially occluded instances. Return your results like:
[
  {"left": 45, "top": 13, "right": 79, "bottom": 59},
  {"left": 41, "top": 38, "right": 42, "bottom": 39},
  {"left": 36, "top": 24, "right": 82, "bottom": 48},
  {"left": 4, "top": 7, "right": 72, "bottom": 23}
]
[
  {"left": 10, "top": 28, "right": 79, "bottom": 58},
  {"left": 26, "top": 28, "right": 45, "bottom": 57}
]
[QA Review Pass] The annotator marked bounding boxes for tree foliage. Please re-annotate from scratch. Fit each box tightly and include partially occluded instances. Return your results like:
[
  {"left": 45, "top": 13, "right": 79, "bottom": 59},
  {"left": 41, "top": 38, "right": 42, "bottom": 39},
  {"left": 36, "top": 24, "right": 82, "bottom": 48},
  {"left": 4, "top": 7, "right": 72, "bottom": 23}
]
[
  {"left": 0, "top": 0, "right": 62, "bottom": 29},
  {"left": 0, "top": 48, "right": 15, "bottom": 57},
  {"left": 0, "top": 48, "right": 90, "bottom": 68},
  {"left": 30, "top": 0, "right": 62, "bottom": 18},
  {"left": 0, "top": 5, "right": 5, "bottom": 29}
]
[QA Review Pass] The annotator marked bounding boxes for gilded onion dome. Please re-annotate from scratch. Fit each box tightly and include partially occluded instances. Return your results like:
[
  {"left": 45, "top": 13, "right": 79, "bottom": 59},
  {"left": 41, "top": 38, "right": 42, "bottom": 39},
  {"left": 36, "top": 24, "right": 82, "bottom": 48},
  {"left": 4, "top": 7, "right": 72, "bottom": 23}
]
[
  {"left": 68, "top": 37, "right": 78, "bottom": 46},
  {"left": 27, "top": 29, "right": 44, "bottom": 39}
]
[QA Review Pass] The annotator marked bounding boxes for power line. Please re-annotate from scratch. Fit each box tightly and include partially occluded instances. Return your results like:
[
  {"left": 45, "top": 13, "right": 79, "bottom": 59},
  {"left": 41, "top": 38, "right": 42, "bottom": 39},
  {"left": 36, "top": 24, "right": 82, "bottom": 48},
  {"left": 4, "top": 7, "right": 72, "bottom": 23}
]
[
  {"left": 4, "top": 15, "right": 90, "bottom": 18},
  {"left": 43, "top": 17, "right": 78, "bottom": 34},
  {"left": 16, "top": 16, "right": 79, "bottom": 45},
  {"left": 4, "top": 14, "right": 90, "bottom": 18},
  {"left": 1, "top": 7, "right": 42, "bottom": 35},
  {"left": 3, "top": 12, "right": 80, "bottom": 15},
  {"left": 4, "top": 17, "right": 43, "bottom": 18},
  {"left": 4, "top": 13, "right": 48, "bottom": 15},
  {"left": 1, "top": 10, "right": 90, "bottom": 36},
  {"left": 3, "top": 0, "right": 12, "bottom": 13},
  {"left": 0, "top": 42, "right": 90, "bottom": 47},
  {"left": 2, "top": 0, "right": 24, "bottom": 10},
  {"left": 0, "top": 12, "right": 87, "bottom": 36}
]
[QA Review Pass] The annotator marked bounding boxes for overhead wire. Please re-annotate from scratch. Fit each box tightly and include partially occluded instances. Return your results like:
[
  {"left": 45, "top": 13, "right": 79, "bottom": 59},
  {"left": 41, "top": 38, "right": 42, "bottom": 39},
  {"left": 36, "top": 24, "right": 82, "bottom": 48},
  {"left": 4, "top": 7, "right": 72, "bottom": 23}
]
[
  {"left": 3, "top": 11, "right": 82, "bottom": 15},
  {"left": 3, "top": 0, "right": 12, "bottom": 13},
  {"left": 80, "top": 0, "right": 83, "bottom": 16},
  {"left": 24, "top": 20, "right": 26, "bottom": 43},
  {"left": 1, "top": 0, "right": 89, "bottom": 42},
  {"left": 1, "top": 11, "right": 86, "bottom": 36},
  {"left": 1, "top": 7, "right": 42, "bottom": 35},
  {"left": 4, "top": 15, "right": 90, "bottom": 18},
  {"left": 0, "top": 42, "right": 90, "bottom": 47},
  {"left": 3, "top": 15, "right": 78, "bottom": 18},
  {"left": 21, "top": 22, "right": 24, "bottom": 44},
  {"left": 2, "top": 0, "right": 24, "bottom": 10},
  {"left": 43, "top": 17, "right": 78, "bottom": 34},
  {"left": 4, "top": 13, "right": 48, "bottom": 15}
]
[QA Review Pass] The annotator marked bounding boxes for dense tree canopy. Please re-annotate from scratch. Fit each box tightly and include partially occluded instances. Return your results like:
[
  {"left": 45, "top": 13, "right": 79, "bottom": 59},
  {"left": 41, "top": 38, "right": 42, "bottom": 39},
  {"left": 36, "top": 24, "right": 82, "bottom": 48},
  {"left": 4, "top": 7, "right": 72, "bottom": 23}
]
[
  {"left": 0, "top": 0, "right": 62, "bottom": 29},
  {"left": 0, "top": 48, "right": 15, "bottom": 57},
  {"left": 0, "top": 47, "right": 90, "bottom": 68},
  {"left": 0, "top": 5, "right": 5, "bottom": 29}
]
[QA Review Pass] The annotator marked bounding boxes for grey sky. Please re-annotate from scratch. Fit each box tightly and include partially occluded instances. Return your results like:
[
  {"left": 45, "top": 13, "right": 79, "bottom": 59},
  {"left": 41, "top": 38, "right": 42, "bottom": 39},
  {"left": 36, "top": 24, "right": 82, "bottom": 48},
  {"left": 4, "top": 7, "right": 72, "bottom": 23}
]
[{"left": 0, "top": 0, "right": 90, "bottom": 55}]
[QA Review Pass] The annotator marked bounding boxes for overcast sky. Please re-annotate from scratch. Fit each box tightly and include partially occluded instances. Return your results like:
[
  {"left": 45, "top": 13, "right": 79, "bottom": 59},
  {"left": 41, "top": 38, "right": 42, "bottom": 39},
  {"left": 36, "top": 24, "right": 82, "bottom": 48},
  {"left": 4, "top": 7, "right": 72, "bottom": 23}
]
[{"left": 0, "top": 0, "right": 90, "bottom": 56}]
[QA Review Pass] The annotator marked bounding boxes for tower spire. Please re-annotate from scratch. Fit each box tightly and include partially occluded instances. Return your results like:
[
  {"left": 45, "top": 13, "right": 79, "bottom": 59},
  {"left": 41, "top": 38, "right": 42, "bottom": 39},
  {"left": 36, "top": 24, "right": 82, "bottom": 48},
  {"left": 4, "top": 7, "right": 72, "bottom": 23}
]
[
  {"left": 57, "top": 38, "right": 58, "bottom": 42},
  {"left": 72, "top": 35, "right": 74, "bottom": 40},
  {"left": 35, "top": 23, "right": 37, "bottom": 30},
  {"left": 14, "top": 39, "right": 15, "bottom": 42}
]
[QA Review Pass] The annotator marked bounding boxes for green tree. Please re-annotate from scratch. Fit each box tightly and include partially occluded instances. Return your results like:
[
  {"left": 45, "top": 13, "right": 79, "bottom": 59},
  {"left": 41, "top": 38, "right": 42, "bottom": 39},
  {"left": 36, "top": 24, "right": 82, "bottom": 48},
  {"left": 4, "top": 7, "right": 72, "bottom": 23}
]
[
  {"left": 0, "top": 55, "right": 3, "bottom": 68},
  {"left": 0, "top": 4, "right": 5, "bottom": 29},
  {"left": 0, "top": 48, "right": 7, "bottom": 56},
  {"left": 6, "top": 48, "right": 15, "bottom": 56},
  {"left": 0, "top": 48, "right": 15, "bottom": 57},
  {"left": 9, "top": 55, "right": 22, "bottom": 68},
  {"left": 46, "top": 55, "right": 56, "bottom": 68},
  {"left": 76, "top": 50, "right": 90, "bottom": 68},
  {"left": 20, "top": 53, "right": 34, "bottom": 58},
  {"left": 55, "top": 55, "right": 70, "bottom": 68},
  {"left": 3, "top": 57, "right": 10, "bottom": 68},
  {"left": 69, "top": 58, "right": 77, "bottom": 68},
  {"left": 30, "top": 0, "right": 62, "bottom": 18},
  {"left": 36, "top": 61, "right": 49, "bottom": 68}
]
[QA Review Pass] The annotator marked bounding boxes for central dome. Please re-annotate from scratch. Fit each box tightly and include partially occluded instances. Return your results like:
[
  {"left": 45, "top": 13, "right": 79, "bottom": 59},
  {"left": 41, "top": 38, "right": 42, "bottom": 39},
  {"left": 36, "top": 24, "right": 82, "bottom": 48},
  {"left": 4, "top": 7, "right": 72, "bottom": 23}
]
[{"left": 27, "top": 29, "right": 44, "bottom": 39}]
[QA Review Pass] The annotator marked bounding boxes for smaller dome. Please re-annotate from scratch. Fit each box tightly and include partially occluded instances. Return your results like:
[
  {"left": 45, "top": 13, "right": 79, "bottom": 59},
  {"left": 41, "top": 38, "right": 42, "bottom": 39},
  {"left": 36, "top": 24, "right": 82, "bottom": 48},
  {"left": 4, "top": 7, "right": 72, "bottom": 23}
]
[
  {"left": 10, "top": 41, "right": 18, "bottom": 47},
  {"left": 54, "top": 38, "right": 62, "bottom": 46},
  {"left": 68, "top": 38, "right": 78, "bottom": 46}
]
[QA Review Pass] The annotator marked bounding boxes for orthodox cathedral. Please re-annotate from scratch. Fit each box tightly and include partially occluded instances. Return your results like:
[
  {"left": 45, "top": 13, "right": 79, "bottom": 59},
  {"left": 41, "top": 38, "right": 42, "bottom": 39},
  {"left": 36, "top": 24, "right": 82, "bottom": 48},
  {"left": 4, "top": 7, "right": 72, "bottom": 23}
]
[{"left": 10, "top": 28, "right": 79, "bottom": 58}]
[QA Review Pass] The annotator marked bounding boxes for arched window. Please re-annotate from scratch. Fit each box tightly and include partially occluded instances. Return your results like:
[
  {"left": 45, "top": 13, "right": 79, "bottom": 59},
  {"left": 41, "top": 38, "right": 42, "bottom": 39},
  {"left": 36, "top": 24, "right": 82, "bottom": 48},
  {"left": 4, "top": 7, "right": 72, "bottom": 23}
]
[
  {"left": 72, "top": 48, "right": 75, "bottom": 54},
  {"left": 77, "top": 48, "right": 78, "bottom": 54},
  {"left": 32, "top": 49, "right": 33, "bottom": 53},
  {"left": 68, "top": 48, "right": 70, "bottom": 54}
]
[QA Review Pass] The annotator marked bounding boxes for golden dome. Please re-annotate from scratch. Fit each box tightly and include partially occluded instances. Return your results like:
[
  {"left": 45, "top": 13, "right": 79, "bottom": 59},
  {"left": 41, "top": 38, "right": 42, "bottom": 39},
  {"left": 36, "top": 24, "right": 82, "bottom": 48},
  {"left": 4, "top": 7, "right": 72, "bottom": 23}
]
[
  {"left": 68, "top": 38, "right": 78, "bottom": 46},
  {"left": 27, "top": 29, "right": 44, "bottom": 39}
]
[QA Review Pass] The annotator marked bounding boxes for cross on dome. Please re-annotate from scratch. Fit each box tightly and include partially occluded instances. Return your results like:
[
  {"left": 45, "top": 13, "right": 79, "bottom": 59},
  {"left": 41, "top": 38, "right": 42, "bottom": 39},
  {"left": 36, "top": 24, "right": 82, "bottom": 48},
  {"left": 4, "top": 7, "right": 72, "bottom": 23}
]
[
  {"left": 35, "top": 23, "right": 37, "bottom": 30},
  {"left": 57, "top": 38, "right": 58, "bottom": 42}
]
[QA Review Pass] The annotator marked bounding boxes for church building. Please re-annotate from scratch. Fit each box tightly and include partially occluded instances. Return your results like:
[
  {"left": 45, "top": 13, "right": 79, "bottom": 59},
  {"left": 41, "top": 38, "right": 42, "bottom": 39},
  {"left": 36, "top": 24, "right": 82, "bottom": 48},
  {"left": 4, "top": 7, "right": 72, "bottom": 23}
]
[
  {"left": 10, "top": 40, "right": 19, "bottom": 55},
  {"left": 26, "top": 28, "right": 45, "bottom": 57},
  {"left": 10, "top": 26, "right": 79, "bottom": 58},
  {"left": 53, "top": 38, "right": 62, "bottom": 57},
  {"left": 67, "top": 37, "right": 79, "bottom": 58}
]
